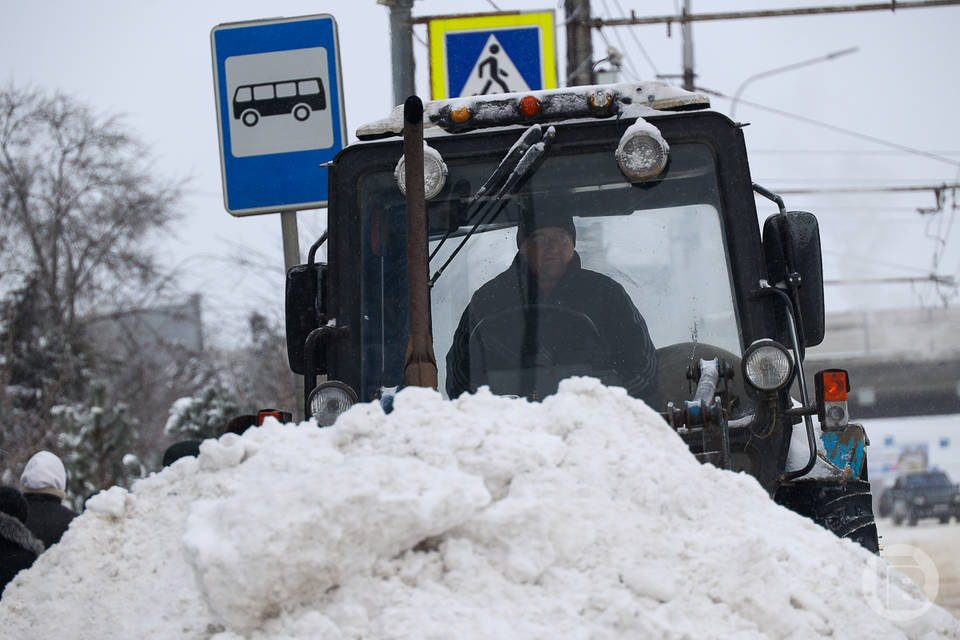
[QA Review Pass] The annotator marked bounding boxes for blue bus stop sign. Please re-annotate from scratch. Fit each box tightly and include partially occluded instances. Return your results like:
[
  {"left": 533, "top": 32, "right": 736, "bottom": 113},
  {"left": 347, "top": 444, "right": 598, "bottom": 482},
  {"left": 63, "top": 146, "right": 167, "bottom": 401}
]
[{"left": 211, "top": 14, "right": 347, "bottom": 216}]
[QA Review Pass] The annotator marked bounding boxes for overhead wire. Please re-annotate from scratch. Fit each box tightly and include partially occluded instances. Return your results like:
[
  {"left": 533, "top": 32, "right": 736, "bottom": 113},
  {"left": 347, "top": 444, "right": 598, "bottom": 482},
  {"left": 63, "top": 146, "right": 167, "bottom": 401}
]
[
  {"left": 596, "top": 0, "right": 643, "bottom": 81},
  {"left": 750, "top": 149, "right": 960, "bottom": 156},
  {"left": 611, "top": 0, "right": 660, "bottom": 77},
  {"left": 697, "top": 88, "right": 960, "bottom": 169},
  {"left": 821, "top": 249, "right": 945, "bottom": 275}
]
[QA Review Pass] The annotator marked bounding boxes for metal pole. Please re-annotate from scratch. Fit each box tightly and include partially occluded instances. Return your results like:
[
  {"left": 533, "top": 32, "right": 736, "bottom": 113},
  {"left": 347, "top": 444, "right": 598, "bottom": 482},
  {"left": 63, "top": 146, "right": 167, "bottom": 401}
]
[
  {"left": 565, "top": 0, "right": 595, "bottom": 86},
  {"left": 682, "top": 0, "right": 695, "bottom": 91},
  {"left": 280, "top": 210, "right": 305, "bottom": 421},
  {"left": 382, "top": 0, "right": 416, "bottom": 107}
]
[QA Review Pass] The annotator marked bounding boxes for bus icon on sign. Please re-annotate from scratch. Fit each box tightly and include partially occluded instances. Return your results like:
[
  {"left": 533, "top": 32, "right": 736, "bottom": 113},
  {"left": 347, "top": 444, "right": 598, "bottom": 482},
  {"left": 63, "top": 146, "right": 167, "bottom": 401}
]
[{"left": 232, "top": 77, "right": 326, "bottom": 127}]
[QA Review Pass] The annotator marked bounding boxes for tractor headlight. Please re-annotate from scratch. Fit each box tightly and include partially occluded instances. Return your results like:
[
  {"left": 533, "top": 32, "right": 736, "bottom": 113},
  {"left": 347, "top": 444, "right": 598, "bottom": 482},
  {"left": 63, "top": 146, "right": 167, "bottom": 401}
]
[
  {"left": 395, "top": 143, "right": 448, "bottom": 200},
  {"left": 308, "top": 381, "right": 359, "bottom": 427},
  {"left": 616, "top": 118, "right": 669, "bottom": 182},
  {"left": 742, "top": 339, "right": 794, "bottom": 392}
]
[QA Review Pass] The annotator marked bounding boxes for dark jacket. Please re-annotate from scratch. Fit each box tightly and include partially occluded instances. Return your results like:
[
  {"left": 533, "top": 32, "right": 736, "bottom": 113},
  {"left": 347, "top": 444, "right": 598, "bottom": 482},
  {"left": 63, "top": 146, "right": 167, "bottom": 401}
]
[
  {"left": 24, "top": 493, "right": 77, "bottom": 549},
  {"left": 446, "top": 252, "right": 657, "bottom": 400},
  {"left": 1, "top": 511, "right": 44, "bottom": 597}
]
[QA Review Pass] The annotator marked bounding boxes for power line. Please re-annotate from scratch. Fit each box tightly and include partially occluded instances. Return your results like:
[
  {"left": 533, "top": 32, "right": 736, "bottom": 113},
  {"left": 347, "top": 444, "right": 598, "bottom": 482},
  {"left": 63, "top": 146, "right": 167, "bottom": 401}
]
[
  {"left": 610, "top": 0, "right": 660, "bottom": 77},
  {"left": 697, "top": 87, "right": 960, "bottom": 169},
  {"left": 595, "top": 1, "right": 960, "bottom": 28},
  {"left": 824, "top": 275, "right": 957, "bottom": 286},
  {"left": 593, "top": 5, "right": 642, "bottom": 81},
  {"left": 750, "top": 149, "right": 960, "bottom": 156},
  {"left": 822, "top": 249, "right": 930, "bottom": 274},
  {"left": 596, "top": 0, "right": 642, "bottom": 80},
  {"left": 771, "top": 183, "right": 960, "bottom": 195}
]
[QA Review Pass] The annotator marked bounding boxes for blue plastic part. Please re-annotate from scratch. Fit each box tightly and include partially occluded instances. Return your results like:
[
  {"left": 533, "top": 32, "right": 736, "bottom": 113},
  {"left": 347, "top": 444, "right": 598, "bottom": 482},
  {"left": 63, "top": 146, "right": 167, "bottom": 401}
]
[{"left": 820, "top": 425, "right": 867, "bottom": 478}]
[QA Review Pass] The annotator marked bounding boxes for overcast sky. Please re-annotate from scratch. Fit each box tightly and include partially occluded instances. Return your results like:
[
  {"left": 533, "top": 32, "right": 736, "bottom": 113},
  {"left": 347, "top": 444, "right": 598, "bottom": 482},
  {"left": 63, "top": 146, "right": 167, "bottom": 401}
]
[{"left": 3, "top": 0, "right": 959, "bottom": 344}]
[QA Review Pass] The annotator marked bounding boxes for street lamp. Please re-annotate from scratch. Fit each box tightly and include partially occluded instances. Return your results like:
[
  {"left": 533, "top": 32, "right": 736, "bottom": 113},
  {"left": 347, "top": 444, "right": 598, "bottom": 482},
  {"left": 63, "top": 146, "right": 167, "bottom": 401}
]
[{"left": 730, "top": 46, "right": 859, "bottom": 119}]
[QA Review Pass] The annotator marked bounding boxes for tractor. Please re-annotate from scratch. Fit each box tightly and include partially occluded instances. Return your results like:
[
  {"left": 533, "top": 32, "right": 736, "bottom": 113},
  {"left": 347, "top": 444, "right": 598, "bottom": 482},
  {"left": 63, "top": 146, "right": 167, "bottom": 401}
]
[{"left": 284, "top": 82, "right": 879, "bottom": 551}]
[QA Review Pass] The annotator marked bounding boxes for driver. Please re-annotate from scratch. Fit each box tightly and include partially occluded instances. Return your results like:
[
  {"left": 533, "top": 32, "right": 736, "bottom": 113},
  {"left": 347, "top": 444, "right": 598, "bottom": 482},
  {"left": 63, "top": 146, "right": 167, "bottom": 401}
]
[{"left": 446, "top": 211, "right": 657, "bottom": 400}]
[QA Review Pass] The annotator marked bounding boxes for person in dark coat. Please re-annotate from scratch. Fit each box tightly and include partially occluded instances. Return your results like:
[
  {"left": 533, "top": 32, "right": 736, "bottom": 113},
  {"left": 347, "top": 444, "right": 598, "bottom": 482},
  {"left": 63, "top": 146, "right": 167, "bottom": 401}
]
[
  {"left": 446, "top": 211, "right": 657, "bottom": 401},
  {"left": 19, "top": 451, "right": 78, "bottom": 549},
  {"left": 0, "top": 485, "right": 44, "bottom": 597}
]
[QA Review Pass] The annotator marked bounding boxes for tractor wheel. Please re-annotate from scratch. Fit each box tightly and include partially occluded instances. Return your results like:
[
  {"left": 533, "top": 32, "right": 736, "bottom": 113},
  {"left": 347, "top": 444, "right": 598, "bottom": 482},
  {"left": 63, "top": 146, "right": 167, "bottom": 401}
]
[
  {"left": 908, "top": 508, "right": 918, "bottom": 526},
  {"left": 939, "top": 515, "right": 950, "bottom": 524},
  {"left": 775, "top": 479, "right": 880, "bottom": 553},
  {"left": 892, "top": 500, "right": 909, "bottom": 526}
]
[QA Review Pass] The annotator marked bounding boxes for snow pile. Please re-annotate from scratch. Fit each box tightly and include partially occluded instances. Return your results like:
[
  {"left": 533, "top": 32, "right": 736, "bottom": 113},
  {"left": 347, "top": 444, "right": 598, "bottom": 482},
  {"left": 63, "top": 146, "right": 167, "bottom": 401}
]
[{"left": 1, "top": 378, "right": 958, "bottom": 639}]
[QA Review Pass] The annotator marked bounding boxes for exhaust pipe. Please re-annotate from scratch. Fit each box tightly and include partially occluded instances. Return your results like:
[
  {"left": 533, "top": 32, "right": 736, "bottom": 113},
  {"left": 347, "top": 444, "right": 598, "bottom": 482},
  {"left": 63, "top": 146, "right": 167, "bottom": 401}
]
[{"left": 402, "top": 95, "right": 438, "bottom": 389}]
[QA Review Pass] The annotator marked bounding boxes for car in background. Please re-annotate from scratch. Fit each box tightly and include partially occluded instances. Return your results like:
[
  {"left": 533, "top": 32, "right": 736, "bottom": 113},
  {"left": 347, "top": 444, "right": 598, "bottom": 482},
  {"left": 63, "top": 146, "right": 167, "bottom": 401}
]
[{"left": 885, "top": 470, "right": 960, "bottom": 525}]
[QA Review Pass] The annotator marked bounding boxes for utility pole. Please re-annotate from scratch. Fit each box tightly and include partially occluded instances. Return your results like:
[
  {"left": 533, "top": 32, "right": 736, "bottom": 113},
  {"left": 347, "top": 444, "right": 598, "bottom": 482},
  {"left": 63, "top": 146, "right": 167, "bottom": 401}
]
[
  {"left": 565, "top": 0, "right": 594, "bottom": 86},
  {"left": 380, "top": 0, "right": 416, "bottom": 106},
  {"left": 681, "top": 0, "right": 695, "bottom": 90}
]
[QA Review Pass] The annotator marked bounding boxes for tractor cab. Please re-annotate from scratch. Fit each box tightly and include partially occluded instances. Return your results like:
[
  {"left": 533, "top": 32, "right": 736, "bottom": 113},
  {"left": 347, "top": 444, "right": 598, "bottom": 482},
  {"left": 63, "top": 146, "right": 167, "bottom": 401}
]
[{"left": 285, "top": 82, "right": 878, "bottom": 551}]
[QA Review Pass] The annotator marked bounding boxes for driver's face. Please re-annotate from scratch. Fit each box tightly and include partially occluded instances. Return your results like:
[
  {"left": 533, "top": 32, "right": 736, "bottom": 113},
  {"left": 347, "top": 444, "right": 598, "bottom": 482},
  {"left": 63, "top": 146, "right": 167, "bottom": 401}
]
[{"left": 522, "top": 226, "right": 574, "bottom": 282}]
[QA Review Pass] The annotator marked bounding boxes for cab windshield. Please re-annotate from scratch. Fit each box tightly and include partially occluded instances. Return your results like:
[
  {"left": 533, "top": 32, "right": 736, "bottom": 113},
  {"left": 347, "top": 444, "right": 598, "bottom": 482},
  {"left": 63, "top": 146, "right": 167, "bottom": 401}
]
[{"left": 357, "top": 136, "right": 740, "bottom": 404}]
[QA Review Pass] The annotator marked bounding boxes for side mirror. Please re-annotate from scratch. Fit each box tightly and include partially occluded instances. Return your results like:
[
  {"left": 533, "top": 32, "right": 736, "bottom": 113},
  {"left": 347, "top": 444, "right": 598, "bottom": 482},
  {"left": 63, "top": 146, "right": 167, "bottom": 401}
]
[
  {"left": 285, "top": 262, "right": 328, "bottom": 375},
  {"left": 762, "top": 211, "right": 825, "bottom": 348}
]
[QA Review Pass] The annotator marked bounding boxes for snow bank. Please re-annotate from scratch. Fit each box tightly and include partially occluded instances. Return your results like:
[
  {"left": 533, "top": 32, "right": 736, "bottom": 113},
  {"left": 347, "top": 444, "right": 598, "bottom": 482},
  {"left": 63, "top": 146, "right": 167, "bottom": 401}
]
[{"left": 1, "top": 378, "right": 957, "bottom": 639}]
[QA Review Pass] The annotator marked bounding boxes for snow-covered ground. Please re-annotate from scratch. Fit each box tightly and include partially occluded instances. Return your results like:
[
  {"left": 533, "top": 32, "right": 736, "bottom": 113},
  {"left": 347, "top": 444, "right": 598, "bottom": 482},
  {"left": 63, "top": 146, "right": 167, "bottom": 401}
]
[
  {"left": 864, "top": 413, "right": 960, "bottom": 618},
  {"left": 1, "top": 379, "right": 959, "bottom": 638},
  {"left": 879, "top": 519, "right": 960, "bottom": 620}
]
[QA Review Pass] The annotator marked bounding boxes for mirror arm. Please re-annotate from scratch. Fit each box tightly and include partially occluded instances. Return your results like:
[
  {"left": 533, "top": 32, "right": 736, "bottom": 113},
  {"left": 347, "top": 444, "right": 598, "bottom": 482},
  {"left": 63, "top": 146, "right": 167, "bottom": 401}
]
[
  {"left": 752, "top": 182, "right": 786, "bottom": 214},
  {"left": 307, "top": 231, "right": 328, "bottom": 265}
]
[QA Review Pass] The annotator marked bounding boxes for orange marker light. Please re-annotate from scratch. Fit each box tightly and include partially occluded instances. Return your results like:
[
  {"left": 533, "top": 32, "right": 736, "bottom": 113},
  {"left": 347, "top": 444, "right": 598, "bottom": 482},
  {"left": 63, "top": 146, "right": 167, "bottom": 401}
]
[
  {"left": 257, "top": 409, "right": 292, "bottom": 426},
  {"left": 815, "top": 369, "right": 850, "bottom": 430},
  {"left": 450, "top": 105, "right": 471, "bottom": 124},
  {"left": 519, "top": 95, "right": 541, "bottom": 117},
  {"left": 822, "top": 371, "right": 848, "bottom": 401}
]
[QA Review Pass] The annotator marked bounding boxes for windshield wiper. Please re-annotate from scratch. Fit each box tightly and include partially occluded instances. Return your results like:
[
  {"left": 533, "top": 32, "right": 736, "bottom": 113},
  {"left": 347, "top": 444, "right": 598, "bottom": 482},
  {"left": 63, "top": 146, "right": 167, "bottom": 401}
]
[
  {"left": 430, "top": 125, "right": 556, "bottom": 286},
  {"left": 429, "top": 124, "right": 545, "bottom": 261}
]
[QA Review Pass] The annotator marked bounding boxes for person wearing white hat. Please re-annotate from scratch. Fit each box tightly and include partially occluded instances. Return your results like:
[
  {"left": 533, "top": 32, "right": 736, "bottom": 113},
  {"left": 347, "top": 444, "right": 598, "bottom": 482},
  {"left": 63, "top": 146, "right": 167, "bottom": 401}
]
[{"left": 19, "top": 451, "right": 78, "bottom": 549}]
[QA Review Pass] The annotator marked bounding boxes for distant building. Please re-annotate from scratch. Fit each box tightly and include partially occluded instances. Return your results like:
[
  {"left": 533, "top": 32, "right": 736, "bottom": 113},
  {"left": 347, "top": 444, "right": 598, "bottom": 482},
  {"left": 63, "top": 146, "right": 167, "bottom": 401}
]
[
  {"left": 84, "top": 294, "right": 204, "bottom": 369},
  {"left": 806, "top": 307, "right": 960, "bottom": 418}
]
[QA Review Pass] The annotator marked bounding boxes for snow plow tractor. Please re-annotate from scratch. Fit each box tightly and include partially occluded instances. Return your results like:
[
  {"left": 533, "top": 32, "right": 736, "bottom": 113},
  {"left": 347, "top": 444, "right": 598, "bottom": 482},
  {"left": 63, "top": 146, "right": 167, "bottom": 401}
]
[{"left": 283, "top": 83, "right": 879, "bottom": 552}]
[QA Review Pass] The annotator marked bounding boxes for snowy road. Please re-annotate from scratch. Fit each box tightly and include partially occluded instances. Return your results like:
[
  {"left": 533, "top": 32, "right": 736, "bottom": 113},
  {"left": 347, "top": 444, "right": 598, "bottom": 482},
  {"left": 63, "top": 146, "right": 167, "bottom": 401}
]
[{"left": 878, "top": 518, "right": 960, "bottom": 619}]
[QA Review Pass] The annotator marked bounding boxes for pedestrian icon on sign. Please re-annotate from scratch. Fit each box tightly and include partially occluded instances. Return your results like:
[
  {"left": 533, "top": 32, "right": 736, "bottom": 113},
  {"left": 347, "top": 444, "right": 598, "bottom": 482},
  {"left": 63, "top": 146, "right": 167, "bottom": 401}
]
[
  {"left": 459, "top": 34, "right": 531, "bottom": 97},
  {"left": 478, "top": 45, "right": 509, "bottom": 94}
]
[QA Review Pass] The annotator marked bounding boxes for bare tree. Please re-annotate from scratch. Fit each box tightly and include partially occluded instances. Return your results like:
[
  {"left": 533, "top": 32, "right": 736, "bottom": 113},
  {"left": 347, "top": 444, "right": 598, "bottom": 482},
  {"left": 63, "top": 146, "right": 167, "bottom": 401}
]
[
  {"left": 0, "top": 84, "right": 183, "bottom": 482},
  {"left": 0, "top": 84, "right": 181, "bottom": 322}
]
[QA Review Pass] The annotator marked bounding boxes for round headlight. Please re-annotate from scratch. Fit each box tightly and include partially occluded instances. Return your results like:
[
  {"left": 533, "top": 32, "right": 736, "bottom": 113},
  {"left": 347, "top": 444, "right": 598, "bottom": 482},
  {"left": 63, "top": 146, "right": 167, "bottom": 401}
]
[
  {"left": 395, "top": 143, "right": 448, "bottom": 200},
  {"left": 616, "top": 118, "right": 669, "bottom": 182},
  {"left": 742, "top": 339, "right": 794, "bottom": 391},
  {"left": 308, "top": 381, "right": 359, "bottom": 427}
]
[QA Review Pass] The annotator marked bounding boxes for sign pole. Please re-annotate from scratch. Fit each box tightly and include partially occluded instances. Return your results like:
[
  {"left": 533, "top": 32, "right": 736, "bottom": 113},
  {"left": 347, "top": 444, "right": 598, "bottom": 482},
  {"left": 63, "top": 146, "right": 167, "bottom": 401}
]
[{"left": 281, "top": 210, "right": 305, "bottom": 420}]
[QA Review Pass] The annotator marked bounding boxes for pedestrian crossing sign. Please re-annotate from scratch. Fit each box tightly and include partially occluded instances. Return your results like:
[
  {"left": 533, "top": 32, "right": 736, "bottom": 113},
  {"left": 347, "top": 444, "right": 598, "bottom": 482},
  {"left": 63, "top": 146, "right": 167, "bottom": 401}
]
[{"left": 429, "top": 12, "right": 557, "bottom": 100}]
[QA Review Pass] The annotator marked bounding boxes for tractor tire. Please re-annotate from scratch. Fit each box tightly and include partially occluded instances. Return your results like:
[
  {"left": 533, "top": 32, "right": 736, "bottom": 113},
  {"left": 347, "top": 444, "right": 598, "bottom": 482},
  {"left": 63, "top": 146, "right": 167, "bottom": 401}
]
[
  {"left": 775, "top": 479, "right": 880, "bottom": 554},
  {"left": 892, "top": 499, "right": 909, "bottom": 526}
]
